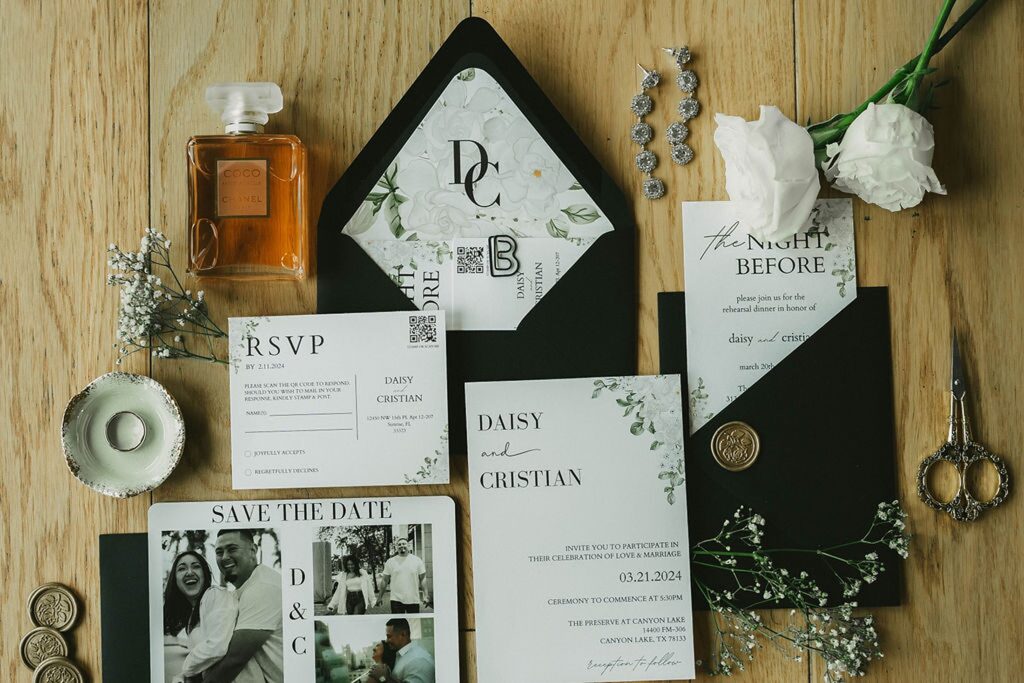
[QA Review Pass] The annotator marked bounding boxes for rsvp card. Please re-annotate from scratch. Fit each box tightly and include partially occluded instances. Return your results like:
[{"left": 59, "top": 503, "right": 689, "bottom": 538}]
[
  {"left": 229, "top": 311, "right": 449, "bottom": 489},
  {"left": 467, "top": 376, "right": 695, "bottom": 682},
  {"left": 682, "top": 199, "right": 855, "bottom": 432}
]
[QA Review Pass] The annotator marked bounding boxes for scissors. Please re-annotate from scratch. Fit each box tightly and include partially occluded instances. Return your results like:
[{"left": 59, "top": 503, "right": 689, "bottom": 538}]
[{"left": 916, "top": 331, "right": 1010, "bottom": 521}]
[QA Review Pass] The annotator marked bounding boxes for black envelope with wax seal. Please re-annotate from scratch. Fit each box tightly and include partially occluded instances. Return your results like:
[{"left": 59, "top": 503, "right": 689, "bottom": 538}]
[
  {"left": 317, "top": 17, "right": 636, "bottom": 452},
  {"left": 659, "top": 287, "right": 903, "bottom": 608}
]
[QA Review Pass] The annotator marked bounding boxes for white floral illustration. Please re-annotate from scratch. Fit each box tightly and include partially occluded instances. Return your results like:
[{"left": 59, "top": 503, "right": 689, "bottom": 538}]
[
  {"left": 592, "top": 377, "right": 685, "bottom": 505},
  {"left": 229, "top": 318, "right": 268, "bottom": 373},
  {"left": 362, "top": 240, "right": 452, "bottom": 285},
  {"left": 809, "top": 199, "right": 857, "bottom": 298},
  {"left": 404, "top": 425, "right": 449, "bottom": 484},
  {"left": 342, "top": 68, "right": 613, "bottom": 242},
  {"left": 689, "top": 377, "right": 714, "bottom": 424}
]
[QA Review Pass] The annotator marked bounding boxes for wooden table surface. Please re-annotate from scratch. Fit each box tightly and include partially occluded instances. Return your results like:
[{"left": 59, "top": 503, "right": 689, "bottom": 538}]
[{"left": 3, "top": 1, "right": 1022, "bottom": 681}]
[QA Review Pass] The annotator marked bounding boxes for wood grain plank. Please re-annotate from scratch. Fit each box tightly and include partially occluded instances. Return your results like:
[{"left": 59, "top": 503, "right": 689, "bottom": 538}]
[
  {"left": 0, "top": 1, "right": 150, "bottom": 680},
  {"left": 148, "top": 0, "right": 468, "bottom": 495},
  {"left": 145, "top": 0, "right": 475, "bottom": 673},
  {"left": 473, "top": 1, "right": 803, "bottom": 681},
  {"left": 796, "top": 0, "right": 1024, "bottom": 681}
]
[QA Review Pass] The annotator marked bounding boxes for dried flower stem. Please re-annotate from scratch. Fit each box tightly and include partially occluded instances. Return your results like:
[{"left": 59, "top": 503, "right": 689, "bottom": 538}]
[
  {"left": 695, "top": 501, "right": 910, "bottom": 682},
  {"left": 107, "top": 228, "right": 228, "bottom": 364}
]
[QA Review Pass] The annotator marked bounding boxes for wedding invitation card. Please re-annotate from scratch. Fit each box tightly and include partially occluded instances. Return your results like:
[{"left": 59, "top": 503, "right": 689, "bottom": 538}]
[
  {"left": 340, "top": 67, "right": 614, "bottom": 331},
  {"left": 149, "top": 496, "right": 459, "bottom": 683},
  {"left": 467, "top": 375, "right": 695, "bottom": 682},
  {"left": 682, "top": 199, "right": 856, "bottom": 432},
  {"left": 228, "top": 311, "right": 449, "bottom": 488}
]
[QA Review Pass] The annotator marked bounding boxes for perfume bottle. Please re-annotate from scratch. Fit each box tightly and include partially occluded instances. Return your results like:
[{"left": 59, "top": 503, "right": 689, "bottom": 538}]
[{"left": 187, "top": 82, "right": 307, "bottom": 280}]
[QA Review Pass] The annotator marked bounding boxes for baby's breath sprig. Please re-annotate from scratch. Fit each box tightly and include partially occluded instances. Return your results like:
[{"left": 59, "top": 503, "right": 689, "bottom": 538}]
[
  {"left": 693, "top": 500, "right": 911, "bottom": 682},
  {"left": 107, "top": 228, "right": 228, "bottom": 364}
]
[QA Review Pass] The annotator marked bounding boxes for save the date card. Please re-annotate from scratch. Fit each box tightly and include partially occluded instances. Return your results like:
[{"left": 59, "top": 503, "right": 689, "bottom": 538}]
[
  {"left": 149, "top": 496, "right": 458, "bottom": 683},
  {"left": 228, "top": 311, "right": 449, "bottom": 489}
]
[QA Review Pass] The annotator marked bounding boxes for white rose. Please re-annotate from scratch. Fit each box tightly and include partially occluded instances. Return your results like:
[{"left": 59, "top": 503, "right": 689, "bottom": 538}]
[
  {"left": 713, "top": 105, "right": 820, "bottom": 241},
  {"left": 823, "top": 102, "right": 946, "bottom": 211},
  {"left": 398, "top": 189, "right": 486, "bottom": 238}
]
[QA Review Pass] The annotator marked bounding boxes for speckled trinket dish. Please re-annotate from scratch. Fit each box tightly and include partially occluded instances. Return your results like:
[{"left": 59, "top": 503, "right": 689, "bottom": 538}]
[{"left": 61, "top": 372, "right": 185, "bottom": 497}]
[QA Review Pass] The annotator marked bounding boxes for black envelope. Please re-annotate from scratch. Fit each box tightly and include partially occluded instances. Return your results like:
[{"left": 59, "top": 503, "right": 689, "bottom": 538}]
[
  {"left": 317, "top": 18, "right": 636, "bottom": 453},
  {"left": 100, "top": 533, "right": 151, "bottom": 682},
  {"left": 659, "top": 287, "right": 902, "bottom": 608}
]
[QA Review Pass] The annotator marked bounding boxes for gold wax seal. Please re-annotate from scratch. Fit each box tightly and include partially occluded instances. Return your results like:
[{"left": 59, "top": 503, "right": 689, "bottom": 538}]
[
  {"left": 20, "top": 626, "right": 69, "bottom": 670},
  {"left": 711, "top": 421, "right": 760, "bottom": 472},
  {"left": 27, "top": 583, "right": 80, "bottom": 632},
  {"left": 31, "top": 656, "right": 84, "bottom": 683}
]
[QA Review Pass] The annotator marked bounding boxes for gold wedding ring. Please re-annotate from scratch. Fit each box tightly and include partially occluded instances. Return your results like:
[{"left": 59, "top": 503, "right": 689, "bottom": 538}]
[{"left": 711, "top": 421, "right": 761, "bottom": 472}]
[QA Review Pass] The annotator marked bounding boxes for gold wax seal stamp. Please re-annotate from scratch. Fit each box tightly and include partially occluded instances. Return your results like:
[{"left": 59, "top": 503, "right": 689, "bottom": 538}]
[
  {"left": 31, "top": 656, "right": 84, "bottom": 683},
  {"left": 20, "top": 626, "right": 69, "bottom": 670},
  {"left": 27, "top": 583, "right": 80, "bottom": 632},
  {"left": 711, "top": 421, "right": 760, "bottom": 471}
]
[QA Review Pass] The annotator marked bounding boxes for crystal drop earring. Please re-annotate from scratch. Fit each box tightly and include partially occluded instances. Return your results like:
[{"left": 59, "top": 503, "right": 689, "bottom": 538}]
[
  {"left": 630, "top": 64, "right": 665, "bottom": 200},
  {"left": 663, "top": 46, "right": 699, "bottom": 165}
]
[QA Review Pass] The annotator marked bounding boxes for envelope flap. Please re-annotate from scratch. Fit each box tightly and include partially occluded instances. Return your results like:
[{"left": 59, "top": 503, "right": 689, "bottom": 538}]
[
  {"left": 659, "top": 288, "right": 902, "bottom": 608},
  {"left": 318, "top": 17, "right": 634, "bottom": 316}
]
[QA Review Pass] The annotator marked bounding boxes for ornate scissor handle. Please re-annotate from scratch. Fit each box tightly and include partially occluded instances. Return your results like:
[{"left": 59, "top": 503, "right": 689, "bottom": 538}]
[{"left": 917, "top": 441, "right": 1010, "bottom": 522}]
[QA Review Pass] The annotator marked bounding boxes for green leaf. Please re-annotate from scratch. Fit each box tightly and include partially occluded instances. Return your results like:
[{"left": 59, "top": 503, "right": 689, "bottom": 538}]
[
  {"left": 648, "top": 421, "right": 656, "bottom": 434},
  {"left": 623, "top": 404, "right": 635, "bottom": 417},
  {"left": 615, "top": 398, "right": 630, "bottom": 406},
  {"left": 545, "top": 219, "right": 569, "bottom": 239},
  {"left": 667, "top": 491, "right": 676, "bottom": 505},
  {"left": 568, "top": 182, "right": 583, "bottom": 191},
  {"left": 650, "top": 440, "right": 661, "bottom": 450},
  {"left": 382, "top": 194, "right": 406, "bottom": 238},
  {"left": 457, "top": 68, "right": 476, "bottom": 81},
  {"left": 629, "top": 421, "right": 645, "bottom": 436},
  {"left": 560, "top": 204, "right": 600, "bottom": 225},
  {"left": 591, "top": 388, "right": 602, "bottom": 399},
  {"left": 824, "top": 243, "right": 835, "bottom": 251}
]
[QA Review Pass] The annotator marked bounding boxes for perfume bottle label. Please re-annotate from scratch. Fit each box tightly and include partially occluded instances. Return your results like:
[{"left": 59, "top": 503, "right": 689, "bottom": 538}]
[{"left": 216, "top": 158, "right": 269, "bottom": 217}]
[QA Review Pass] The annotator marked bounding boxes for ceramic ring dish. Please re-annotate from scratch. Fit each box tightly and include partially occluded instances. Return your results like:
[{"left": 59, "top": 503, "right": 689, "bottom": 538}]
[{"left": 61, "top": 372, "right": 185, "bottom": 497}]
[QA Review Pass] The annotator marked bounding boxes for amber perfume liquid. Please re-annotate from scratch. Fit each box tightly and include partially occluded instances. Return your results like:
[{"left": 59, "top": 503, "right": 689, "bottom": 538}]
[{"left": 187, "top": 134, "right": 307, "bottom": 280}]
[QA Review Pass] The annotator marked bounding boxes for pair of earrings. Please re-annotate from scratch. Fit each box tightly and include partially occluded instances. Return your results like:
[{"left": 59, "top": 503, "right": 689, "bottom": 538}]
[{"left": 630, "top": 47, "right": 701, "bottom": 200}]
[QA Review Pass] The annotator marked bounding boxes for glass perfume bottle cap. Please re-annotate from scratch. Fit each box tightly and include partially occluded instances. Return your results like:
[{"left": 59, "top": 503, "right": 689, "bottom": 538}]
[{"left": 206, "top": 82, "right": 284, "bottom": 134}]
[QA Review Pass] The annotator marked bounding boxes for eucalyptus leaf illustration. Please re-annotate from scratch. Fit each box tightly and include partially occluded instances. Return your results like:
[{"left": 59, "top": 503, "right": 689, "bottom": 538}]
[
  {"left": 382, "top": 193, "right": 407, "bottom": 238},
  {"left": 545, "top": 219, "right": 569, "bottom": 239},
  {"left": 831, "top": 258, "right": 856, "bottom": 298},
  {"left": 592, "top": 376, "right": 685, "bottom": 505},
  {"left": 561, "top": 204, "right": 600, "bottom": 224},
  {"left": 457, "top": 68, "right": 476, "bottom": 81}
]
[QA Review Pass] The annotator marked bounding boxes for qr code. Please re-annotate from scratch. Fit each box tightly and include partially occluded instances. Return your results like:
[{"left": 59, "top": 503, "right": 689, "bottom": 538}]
[
  {"left": 409, "top": 315, "right": 437, "bottom": 344},
  {"left": 456, "top": 246, "right": 485, "bottom": 274}
]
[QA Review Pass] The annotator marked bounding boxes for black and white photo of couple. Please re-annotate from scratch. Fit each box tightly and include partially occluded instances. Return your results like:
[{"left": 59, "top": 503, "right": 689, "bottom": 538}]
[
  {"left": 162, "top": 528, "right": 283, "bottom": 683},
  {"left": 313, "top": 524, "right": 434, "bottom": 616},
  {"left": 314, "top": 617, "right": 436, "bottom": 683}
]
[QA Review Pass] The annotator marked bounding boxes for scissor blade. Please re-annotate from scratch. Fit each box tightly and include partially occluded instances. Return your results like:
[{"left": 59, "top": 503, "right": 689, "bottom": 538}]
[{"left": 951, "top": 330, "right": 967, "bottom": 400}]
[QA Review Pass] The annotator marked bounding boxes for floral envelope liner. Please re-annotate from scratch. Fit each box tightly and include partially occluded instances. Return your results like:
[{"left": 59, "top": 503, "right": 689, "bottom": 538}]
[{"left": 342, "top": 68, "right": 613, "bottom": 329}]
